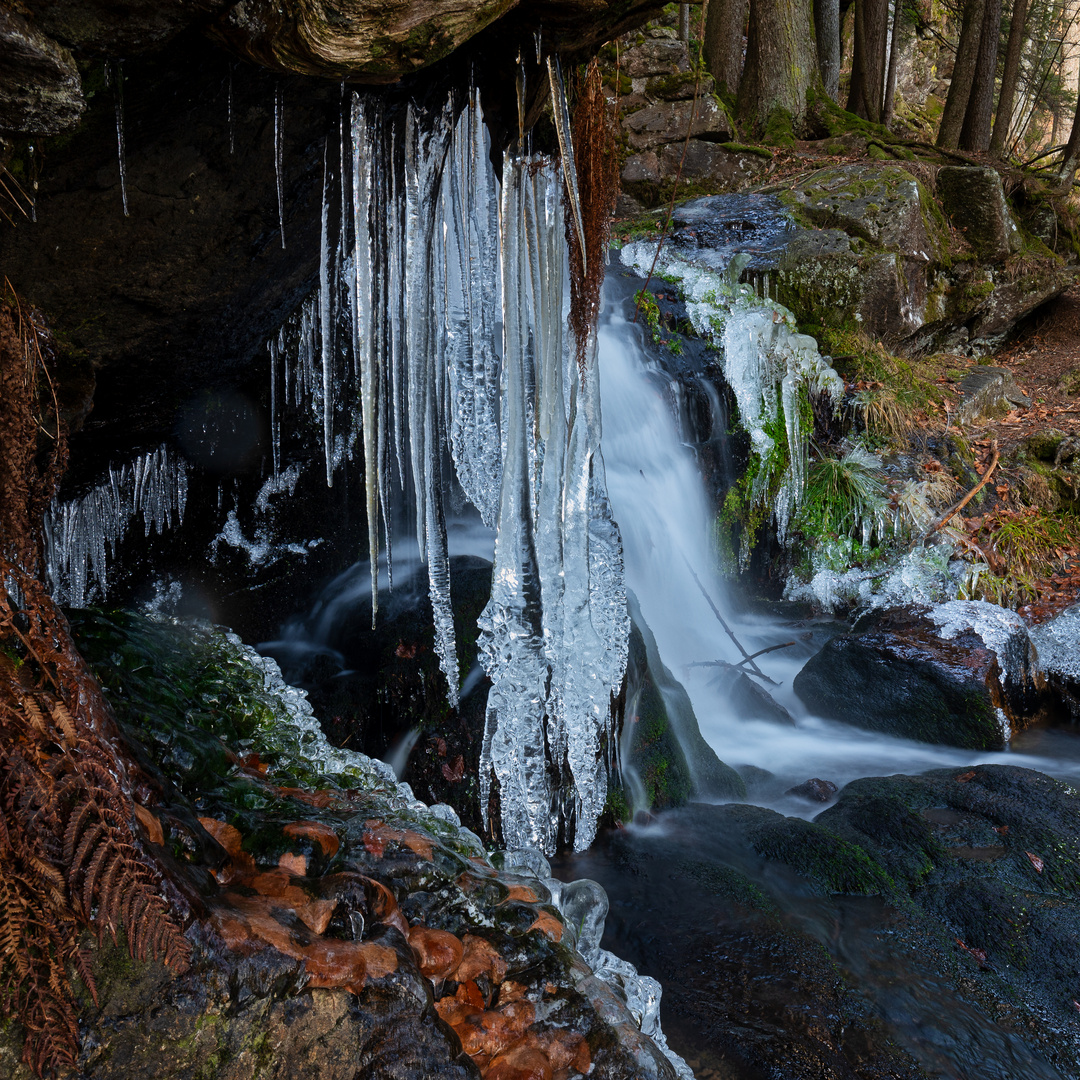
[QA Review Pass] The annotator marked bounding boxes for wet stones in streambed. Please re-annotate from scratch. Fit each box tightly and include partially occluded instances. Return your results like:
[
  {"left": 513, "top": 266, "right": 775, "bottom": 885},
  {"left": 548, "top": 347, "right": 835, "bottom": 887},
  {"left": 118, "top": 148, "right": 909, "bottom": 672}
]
[
  {"left": 559, "top": 765, "right": 1080, "bottom": 1079},
  {"left": 554, "top": 805, "right": 929, "bottom": 1080},
  {"left": 793, "top": 600, "right": 1048, "bottom": 749}
]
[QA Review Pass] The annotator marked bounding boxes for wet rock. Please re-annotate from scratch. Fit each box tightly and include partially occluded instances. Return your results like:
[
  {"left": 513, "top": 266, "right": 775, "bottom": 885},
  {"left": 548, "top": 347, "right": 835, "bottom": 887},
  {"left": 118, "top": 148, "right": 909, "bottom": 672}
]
[
  {"left": 558, "top": 765, "right": 1080, "bottom": 1079},
  {"left": 620, "top": 39, "right": 690, "bottom": 79},
  {"left": 1030, "top": 603, "right": 1080, "bottom": 721},
  {"left": 786, "top": 777, "right": 838, "bottom": 802},
  {"left": 719, "top": 669, "right": 795, "bottom": 725},
  {"left": 793, "top": 602, "right": 1046, "bottom": 749},
  {"left": 955, "top": 364, "right": 1030, "bottom": 425},
  {"left": 618, "top": 600, "right": 745, "bottom": 813},
  {"left": 645, "top": 70, "right": 714, "bottom": 101},
  {"left": 0, "top": 7, "right": 84, "bottom": 136},
  {"left": 623, "top": 96, "right": 733, "bottom": 151},
  {"left": 936, "top": 166, "right": 1022, "bottom": 262}
]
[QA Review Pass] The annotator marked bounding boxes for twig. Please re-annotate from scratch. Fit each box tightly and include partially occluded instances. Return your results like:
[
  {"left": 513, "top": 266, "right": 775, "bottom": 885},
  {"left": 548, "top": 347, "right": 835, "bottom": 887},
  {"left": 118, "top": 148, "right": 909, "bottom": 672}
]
[
  {"left": 686, "top": 658, "right": 780, "bottom": 686},
  {"left": 682, "top": 554, "right": 770, "bottom": 681},
  {"left": 930, "top": 439, "right": 1000, "bottom": 534},
  {"left": 632, "top": 0, "right": 709, "bottom": 323}
]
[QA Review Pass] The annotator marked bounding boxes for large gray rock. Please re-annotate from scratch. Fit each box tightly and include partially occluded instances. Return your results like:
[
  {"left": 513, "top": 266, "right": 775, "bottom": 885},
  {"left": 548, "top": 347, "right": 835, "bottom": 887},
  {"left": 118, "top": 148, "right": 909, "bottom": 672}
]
[
  {"left": 793, "top": 602, "right": 1046, "bottom": 749},
  {"left": 624, "top": 96, "right": 733, "bottom": 151},
  {"left": 936, "top": 166, "right": 1023, "bottom": 262},
  {"left": 658, "top": 140, "right": 769, "bottom": 189},
  {"left": 620, "top": 38, "right": 690, "bottom": 78},
  {"left": 955, "top": 364, "right": 1031, "bottom": 425}
]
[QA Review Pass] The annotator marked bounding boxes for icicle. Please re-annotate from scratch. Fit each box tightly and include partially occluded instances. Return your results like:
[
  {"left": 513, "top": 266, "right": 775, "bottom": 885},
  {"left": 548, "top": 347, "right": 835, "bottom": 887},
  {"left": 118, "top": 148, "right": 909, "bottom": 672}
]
[
  {"left": 227, "top": 66, "right": 235, "bottom": 154},
  {"left": 547, "top": 56, "right": 586, "bottom": 278},
  {"left": 113, "top": 61, "right": 129, "bottom": 217},
  {"left": 319, "top": 137, "right": 334, "bottom": 487},
  {"left": 269, "top": 337, "right": 280, "bottom": 476},
  {"left": 274, "top": 83, "right": 286, "bottom": 249},
  {"left": 479, "top": 154, "right": 552, "bottom": 852},
  {"left": 352, "top": 93, "right": 381, "bottom": 624},
  {"left": 516, "top": 50, "right": 527, "bottom": 147},
  {"left": 444, "top": 91, "right": 503, "bottom": 527},
  {"left": 534, "top": 28, "right": 543, "bottom": 62}
]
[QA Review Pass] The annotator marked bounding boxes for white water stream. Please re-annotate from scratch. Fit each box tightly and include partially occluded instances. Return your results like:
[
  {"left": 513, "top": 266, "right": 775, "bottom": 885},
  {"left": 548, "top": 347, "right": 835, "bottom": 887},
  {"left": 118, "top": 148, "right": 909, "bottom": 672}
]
[{"left": 596, "top": 264, "right": 1080, "bottom": 811}]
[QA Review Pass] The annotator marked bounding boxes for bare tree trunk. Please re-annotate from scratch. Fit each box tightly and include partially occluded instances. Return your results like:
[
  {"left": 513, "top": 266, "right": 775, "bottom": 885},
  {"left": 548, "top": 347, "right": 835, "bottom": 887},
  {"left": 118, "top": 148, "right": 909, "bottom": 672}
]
[
  {"left": 846, "top": 0, "right": 891, "bottom": 121},
  {"left": 738, "top": 0, "right": 819, "bottom": 127},
  {"left": 814, "top": 0, "right": 842, "bottom": 98},
  {"left": 882, "top": 0, "right": 906, "bottom": 126},
  {"left": 1059, "top": 93, "right": 1080, "bottom": 185},
  {"left": 705, "top": 0, "right": 750, "bottom": 96},
  {"left": 937, "top": 0, "right": 986, "bottom": 148},
  {"left": 959, "top": 0, "right": 1002, "bottom": 149},
  {"left": 990, "top": 0, "right": 1029, "bottom": 155},
  {"left": 680, "top": 4, "right": 691, "bottom": 40}
]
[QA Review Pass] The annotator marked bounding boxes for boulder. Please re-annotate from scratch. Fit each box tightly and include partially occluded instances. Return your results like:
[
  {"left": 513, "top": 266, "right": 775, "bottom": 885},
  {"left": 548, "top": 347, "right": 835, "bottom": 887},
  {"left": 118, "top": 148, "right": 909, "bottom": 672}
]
[
  {"left": 955, "top": 364, "right": 1030, "bottom": 425},
  {"left": 793, "top": 602, "right": 1046, "bottom": 749},
  {"left": 936, "top": 166, "right": 1022, "bottom": 262},
  {"left": 620, "top": 38, "right": 690, "bottom": 78},
  {"left": 621, "top": 151, "right": 661, "bottom": 184},
  {"left": 623, "top": 96, "right": 733, "bottom": 151},
  {"left": 779, "top": 164, "right": 944, "bottom": 259},
  {"left": 620, "top": 601, "right": 745, "bottom": 811},
  {"left": 1029, "top": 603, "right": 1080, "bottom": 721},
  {"left": 658, "top": 140, "right": 769, "bottom": 189}
]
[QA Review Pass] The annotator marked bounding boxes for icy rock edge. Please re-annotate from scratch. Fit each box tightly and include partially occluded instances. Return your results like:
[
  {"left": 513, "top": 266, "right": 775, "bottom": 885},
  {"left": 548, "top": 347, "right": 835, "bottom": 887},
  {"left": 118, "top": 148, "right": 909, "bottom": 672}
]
[{"left": 211, "top": 624, "right": 691, "bottom": 1080}]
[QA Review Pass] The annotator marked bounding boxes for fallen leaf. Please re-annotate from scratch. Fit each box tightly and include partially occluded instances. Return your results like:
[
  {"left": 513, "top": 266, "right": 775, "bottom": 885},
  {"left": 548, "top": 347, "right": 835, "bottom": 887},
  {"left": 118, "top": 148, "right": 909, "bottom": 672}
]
[
  {"left": 457, "top": 934, "right": 509, "bottom": 984},
  {"left": 1026, "top": 851, "right": 1044, "bottom": 872},
  {"left": 955, "top": 770, "right": 978, "bottom": 783},
  {"left": 283, "top": 820, "right": 341, "bottom": 857},
  {"left": 408, "top": 925, "right": 465, "bottom": 980},
  {"left": 134, "top": 803, "right": 164, "bottom": 846},
  {"left": 528, "top": 910, "right": 563, "bottom": 942}
]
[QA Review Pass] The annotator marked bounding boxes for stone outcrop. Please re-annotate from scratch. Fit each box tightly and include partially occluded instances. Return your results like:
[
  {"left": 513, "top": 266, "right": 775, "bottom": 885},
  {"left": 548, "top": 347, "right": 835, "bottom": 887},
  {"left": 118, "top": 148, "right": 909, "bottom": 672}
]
[
  {"left": 793, "top": 601, "right": 1047, "bottom": 749},
  {"left": 2, "top": 0, "right": 667, "bottom": 136}
]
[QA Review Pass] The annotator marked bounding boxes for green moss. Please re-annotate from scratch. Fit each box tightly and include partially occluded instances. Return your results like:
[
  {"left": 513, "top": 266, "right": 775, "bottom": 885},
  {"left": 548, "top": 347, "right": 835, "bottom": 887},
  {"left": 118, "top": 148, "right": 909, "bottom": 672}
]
[
  {"left": 719, "top": 141, "right": 774, "bottom": 159},
  {"left": 763, "top": 106, "right": 796, "bottom": 149}
]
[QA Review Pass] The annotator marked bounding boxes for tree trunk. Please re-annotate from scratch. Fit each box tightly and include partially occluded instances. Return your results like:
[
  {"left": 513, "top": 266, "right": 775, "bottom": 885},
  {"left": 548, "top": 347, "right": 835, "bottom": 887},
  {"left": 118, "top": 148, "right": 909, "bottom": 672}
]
[
  {"left": 814, "top": 0, "right": 841, "bottom": 99},
  {"left": 937, "top": 0, "right": 986, "bottom": 148},
  {"left": 959, "top": 0, "right": 1002, "bottom": 150},
  {"left": 882, "top": 0, "right": 905, "bottom": 126},
  {"left": 990, "top": 0, "right": 1029, "bottom": 155},
  {"left": 705, "top": 0, "right": 750, "bottom": 96},
  {"left": 846, "top": 0, "right": 891, "bottom": 121},
  {"left": 737, "top": 0, "right": 819, "bottom": 127},
  {"left": 680, "top": 4, "right": 691, "bottom": 41},
  {"left": 1059, "top": 97, "right": 1080, "bottom": 184}
]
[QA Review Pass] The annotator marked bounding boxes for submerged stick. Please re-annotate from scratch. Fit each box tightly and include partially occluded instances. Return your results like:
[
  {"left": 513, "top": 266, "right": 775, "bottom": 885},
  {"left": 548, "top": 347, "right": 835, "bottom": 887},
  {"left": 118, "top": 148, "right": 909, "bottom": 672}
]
[{"left": 682, "top": 555, "right": 772, "bottom": 682}]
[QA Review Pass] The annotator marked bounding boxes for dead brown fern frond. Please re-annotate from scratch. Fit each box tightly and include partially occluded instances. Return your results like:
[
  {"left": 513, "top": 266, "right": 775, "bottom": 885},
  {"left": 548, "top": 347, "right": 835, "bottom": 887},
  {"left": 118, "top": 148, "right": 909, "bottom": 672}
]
[{"left": 566, "top": 59, "right": 620, "bottom": 375}]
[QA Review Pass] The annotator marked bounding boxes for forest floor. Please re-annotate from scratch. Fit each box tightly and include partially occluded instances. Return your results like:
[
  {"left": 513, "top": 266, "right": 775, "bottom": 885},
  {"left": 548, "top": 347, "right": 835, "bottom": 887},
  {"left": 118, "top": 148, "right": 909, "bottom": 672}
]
[{"left": 984, "top": 286, "right": 1080, "bottom": 622}]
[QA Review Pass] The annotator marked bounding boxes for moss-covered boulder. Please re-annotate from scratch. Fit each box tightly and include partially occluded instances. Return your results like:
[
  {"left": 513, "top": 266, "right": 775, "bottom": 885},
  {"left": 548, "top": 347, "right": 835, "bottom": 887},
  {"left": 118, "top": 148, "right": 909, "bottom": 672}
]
[
  {"left": 792, "top": 602, "right": 1046, "bottom": 749},
  {"left": 618, "top": 605, "right": 745, "bottom": 814},
  {"left": 936, "top": 166, "right": 1023, "bottom": 263},
  {"left": 14, "top": 609, "right": 683, "bottom": 1080}
]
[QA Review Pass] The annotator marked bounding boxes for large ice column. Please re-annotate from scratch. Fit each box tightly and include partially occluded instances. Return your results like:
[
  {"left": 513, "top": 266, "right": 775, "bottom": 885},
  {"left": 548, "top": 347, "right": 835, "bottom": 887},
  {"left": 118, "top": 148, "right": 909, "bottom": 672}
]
[{"left": 477, "top": 155, "right": 628, "bottom": 853}]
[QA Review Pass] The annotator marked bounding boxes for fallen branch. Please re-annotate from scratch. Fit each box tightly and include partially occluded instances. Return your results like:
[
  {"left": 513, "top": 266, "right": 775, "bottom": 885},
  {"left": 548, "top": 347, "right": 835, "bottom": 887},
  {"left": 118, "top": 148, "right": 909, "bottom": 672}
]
[
  {"left": 931, "top": 439, "right": 1000, "bottom": 534},
  {"left": 682, "top": 556, "right": 774, "bottom": 682}
]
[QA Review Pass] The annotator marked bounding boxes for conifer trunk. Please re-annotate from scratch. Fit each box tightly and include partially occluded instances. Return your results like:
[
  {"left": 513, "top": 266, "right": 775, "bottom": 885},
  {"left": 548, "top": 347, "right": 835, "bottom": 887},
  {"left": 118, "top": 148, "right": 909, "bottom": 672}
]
[
  {"left": 937, "top": 0, "right": 986, "bottom": 148},
  {"left": 990, "top": 0, "right": 1029, "bottom": 156}
]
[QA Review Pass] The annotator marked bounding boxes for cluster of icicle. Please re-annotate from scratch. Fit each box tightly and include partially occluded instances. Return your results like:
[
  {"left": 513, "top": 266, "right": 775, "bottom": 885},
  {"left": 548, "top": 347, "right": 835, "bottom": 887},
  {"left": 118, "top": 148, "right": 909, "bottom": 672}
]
[
  {"left": 620, "top": 244, "right": 844, "bottom": 563},
  {"left": 265, "top": 88, "right": 629, "bottom": 854},
  {"left": 44, "top": 444, "right": 188, "bottom": 606}
]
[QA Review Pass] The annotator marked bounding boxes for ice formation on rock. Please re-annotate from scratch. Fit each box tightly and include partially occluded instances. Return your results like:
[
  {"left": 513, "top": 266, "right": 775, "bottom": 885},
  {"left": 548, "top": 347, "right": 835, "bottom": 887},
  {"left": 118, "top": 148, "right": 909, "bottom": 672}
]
[
  {"left": 266, "top": 89, "right": 629, "bottom": 852},
  {"left": 619, "top": 244, "right": 843, "bottom": 558},
  {"left": 45, "top": 444, "right": 189, "bottom": 606}
]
